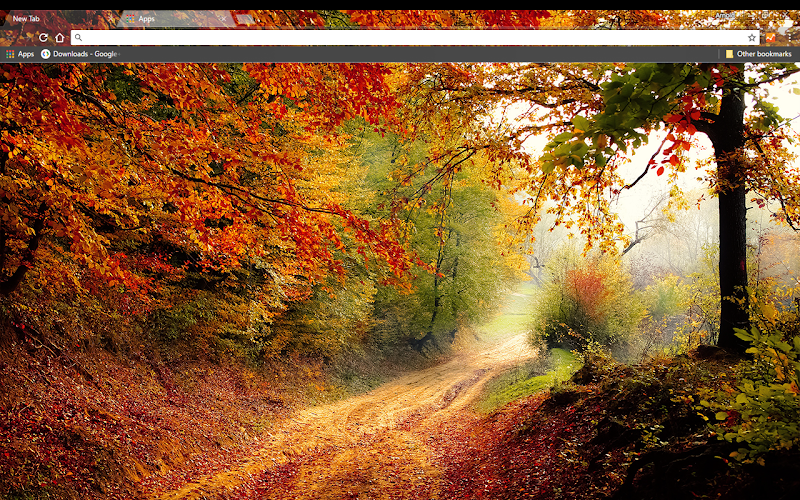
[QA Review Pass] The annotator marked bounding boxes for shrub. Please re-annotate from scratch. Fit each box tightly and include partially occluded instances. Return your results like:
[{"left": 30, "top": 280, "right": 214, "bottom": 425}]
[
  {"left": 668, "top": 244, "right": 720, "bottom": 353},
  {"left": 532, "top": 246, "right": 645, "bottom": 351},
  {"left": 701, "top": 325, "right": 800, "bottom": 464},
  {"left": 631, "top": 274, "right": 690, "bottom": 358},
  {"left": 148, "top": 289, "right": 259, "bottom": 363}
]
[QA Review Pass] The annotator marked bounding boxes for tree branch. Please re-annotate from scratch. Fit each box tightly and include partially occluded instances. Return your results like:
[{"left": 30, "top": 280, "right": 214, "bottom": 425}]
[
  {"left": 0, "top": 202, "right": 48, "bottom": 295},
  {"left": 62, "top": 87, "right": 118, "bottom": 125},
  {"left": 623, "top": 132, "right": 671, "bottom": 190},
  {"left": 739, "top": 67, "right": 800, "bottom": 89}
]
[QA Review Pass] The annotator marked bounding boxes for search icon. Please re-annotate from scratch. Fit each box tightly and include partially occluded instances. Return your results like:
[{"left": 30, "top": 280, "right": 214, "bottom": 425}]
[{"left": 73, "top": 33, "right": 82, "bottom": 42}]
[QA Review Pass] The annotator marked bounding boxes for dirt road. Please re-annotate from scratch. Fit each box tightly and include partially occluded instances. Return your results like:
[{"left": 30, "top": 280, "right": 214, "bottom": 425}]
[{"left": 154, "top": 332, "right": 537, "bottom": 499}]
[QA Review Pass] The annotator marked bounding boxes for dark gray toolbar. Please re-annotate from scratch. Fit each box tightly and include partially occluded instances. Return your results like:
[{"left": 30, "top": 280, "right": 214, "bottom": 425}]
[{"left": 3, "top": 46, "right": 796, "bottom": 63}]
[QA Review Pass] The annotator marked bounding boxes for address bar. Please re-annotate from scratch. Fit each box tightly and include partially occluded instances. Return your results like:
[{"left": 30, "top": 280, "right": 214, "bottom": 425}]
[{"left": 70, "top": 29, "right": 761, "bottom": 46}]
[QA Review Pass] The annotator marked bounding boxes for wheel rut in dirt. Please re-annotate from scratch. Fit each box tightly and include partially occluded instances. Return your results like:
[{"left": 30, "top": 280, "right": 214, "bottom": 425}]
[{"left": 152, "top": 332, "right": 536, "bottom": 499}]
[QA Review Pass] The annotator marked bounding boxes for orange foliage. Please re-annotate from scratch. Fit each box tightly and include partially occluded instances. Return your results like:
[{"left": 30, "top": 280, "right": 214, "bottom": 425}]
[
  {"left": 565, "top": 267, "right": 610, "bottom": 324},
  {"left": 544, "top": 10, "right": 665, "bottom": 28},
  {"left": 0, "top": 61, "right": 418, "bottom": 331}
]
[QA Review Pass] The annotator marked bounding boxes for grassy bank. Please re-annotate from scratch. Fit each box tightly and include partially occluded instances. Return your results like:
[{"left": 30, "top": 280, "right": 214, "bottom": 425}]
[{"left": 474, "top": 348, "right": 581, "bottom": 413}]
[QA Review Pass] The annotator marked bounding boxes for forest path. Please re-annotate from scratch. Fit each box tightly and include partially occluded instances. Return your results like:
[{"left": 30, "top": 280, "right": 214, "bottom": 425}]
[{"left": 153, "top": 331, "right": 537, "bottom": 499}]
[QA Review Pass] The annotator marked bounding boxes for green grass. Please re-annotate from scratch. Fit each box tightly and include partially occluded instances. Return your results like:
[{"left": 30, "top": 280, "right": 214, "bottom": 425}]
[{"left": 474, "top": 348, "right": 582, "bottom": 414}]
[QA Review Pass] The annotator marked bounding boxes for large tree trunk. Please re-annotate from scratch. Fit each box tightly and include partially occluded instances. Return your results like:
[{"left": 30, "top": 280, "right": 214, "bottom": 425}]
[
  {"left": 707, "top": 82, "right": 750, "bottom": 354},
  {"left": 716, "top": 183, "right": 749, "bottom": 352}
]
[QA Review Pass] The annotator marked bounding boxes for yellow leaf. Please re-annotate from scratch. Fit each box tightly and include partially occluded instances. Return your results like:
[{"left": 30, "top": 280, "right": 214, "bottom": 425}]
[{"left": 759, "top": 301, "right": 778, "bottom": 323}]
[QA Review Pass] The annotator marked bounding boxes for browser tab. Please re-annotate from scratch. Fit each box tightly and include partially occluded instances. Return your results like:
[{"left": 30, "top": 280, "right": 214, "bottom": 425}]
[
  {"left": 232, "top": 12, "right": 255, "bottom": 26},
  {"left": 0, "top": 10, "right": 119, "bottom": 42},
  {"left": 116, "top": 10, "right": 237, "bottom": 28},
  {"left": 714, "top": 12, "right": 737, "bottom": 21}
]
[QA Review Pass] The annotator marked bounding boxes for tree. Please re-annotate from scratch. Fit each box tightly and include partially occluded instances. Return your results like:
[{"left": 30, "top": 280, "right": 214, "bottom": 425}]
[
  {"left": 355, "top": 128, "right": 525, "bottom": 353},
  {"left": 539, "top": 63, "right": 800, "bottom": 353},
  {"left": 0, "top": 62, "right": 418, "bottom": 343}
]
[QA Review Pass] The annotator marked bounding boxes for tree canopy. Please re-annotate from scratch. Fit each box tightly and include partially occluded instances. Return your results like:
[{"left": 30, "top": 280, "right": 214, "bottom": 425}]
[{"left": 0, "top": 62, "right": 425, "bottom": 345}]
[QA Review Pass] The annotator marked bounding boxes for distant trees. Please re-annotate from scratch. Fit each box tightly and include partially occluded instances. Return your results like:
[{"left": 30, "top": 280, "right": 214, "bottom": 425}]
[{"left": 354, "top": 130, "right": 526, "bottom": 352}]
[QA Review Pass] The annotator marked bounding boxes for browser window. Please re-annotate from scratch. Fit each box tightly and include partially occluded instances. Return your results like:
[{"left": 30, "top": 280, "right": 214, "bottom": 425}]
[{"left": 1, "top": 9, "right": 799, "bottom": 499}]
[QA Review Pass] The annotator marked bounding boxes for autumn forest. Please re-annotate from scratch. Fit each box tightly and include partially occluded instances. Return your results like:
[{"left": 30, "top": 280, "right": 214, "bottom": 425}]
[{"left": 2, "top": 9, "right": 800, "bottom": 500}]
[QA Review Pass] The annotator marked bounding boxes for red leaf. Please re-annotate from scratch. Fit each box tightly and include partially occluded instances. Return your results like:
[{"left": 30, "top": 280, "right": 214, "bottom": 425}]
[{"left": 657, "top": 166, "right": 665, "bottom": 176}]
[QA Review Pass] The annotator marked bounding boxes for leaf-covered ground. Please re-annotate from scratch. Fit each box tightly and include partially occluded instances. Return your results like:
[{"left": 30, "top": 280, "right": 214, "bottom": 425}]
[
  {"left": 174, "top": 350, "right": 800, "bottom": 500},
  {"left": 432, "top": 352, "right": 800, "bottom": 500},
  {"left": 0, "top": 331, "right": 304, "bottom": 500},
  {"left": 3, "top": 327, "right": 800, "bottom": 499}
]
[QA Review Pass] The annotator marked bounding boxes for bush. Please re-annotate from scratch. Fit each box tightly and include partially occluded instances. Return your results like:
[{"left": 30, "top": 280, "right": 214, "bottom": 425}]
[
  {"left": 148, "top": 289, "right": 259, "bottom": 363},
  {"left": 702, "top": 325, "right": 800, "bottom": 464},
  {"left": 631, "top": 274, "right": 690, "bottom": 358},
  {"left": 531, "top": 246, "right": 645, "bottom": 351},
  {"left": 665, "top": 244, "right": 720, "bottom": 353},
  {"left": 644, "top": 274, "right": 687, "bottom": 320}
]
